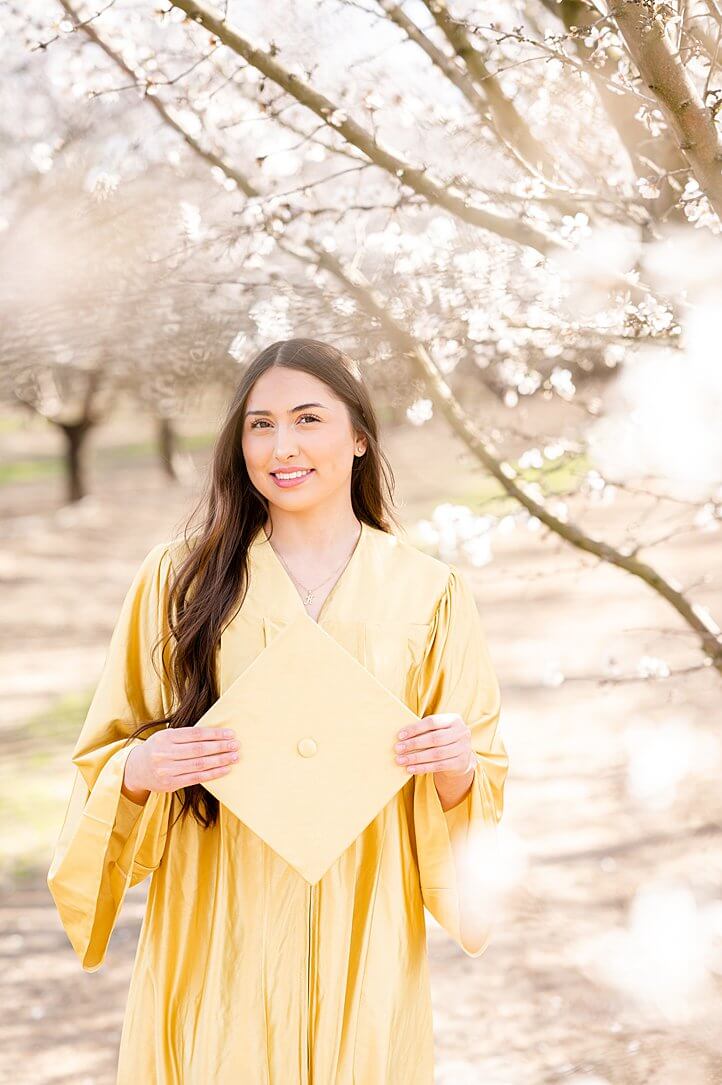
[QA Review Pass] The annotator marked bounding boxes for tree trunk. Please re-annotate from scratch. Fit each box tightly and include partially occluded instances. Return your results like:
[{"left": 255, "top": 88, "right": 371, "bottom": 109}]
[
  {"left": 157, "top": 416, "right": 180, "bottom": 481},
  {"left": 57, "top": 419, "right": 93, "bottom": 504}
]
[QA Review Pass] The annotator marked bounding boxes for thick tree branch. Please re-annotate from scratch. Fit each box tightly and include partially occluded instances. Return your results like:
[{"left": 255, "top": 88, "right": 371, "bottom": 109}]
[
  {"left": 169, "top": 0, "right": 560, "bottom": 254},
  {"left": 377, "top": 0, "right": 573, "bottom": 192},
  {"left": 540, "top": 0, "right": 688, "bottom": 220},
  {"left": 706, "top": 0, "right": 722, "bottom": 33},
  {"left": 416, "top": 0, "right": 566, "bottom": 183},
  {"left": 611, "top": 0, "right": 722, "bottom": 219}
]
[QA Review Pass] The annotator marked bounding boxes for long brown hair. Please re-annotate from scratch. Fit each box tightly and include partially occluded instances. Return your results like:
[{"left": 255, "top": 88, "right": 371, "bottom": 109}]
[{"left": 127, "top": 338, "right": 400, "bottom": 829}]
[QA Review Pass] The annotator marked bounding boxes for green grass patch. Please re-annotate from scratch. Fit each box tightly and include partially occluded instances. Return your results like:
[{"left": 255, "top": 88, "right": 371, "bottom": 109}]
[
  {"left": 98, "top": 432, "right": 216, "bottom": 463},
  {"left": 0, "top": 456, "right": 66, "bottom": 485},
  {"left": 0, "top": 689, "right": 95, "bottom": 884},
  {"left": 455, "top": 450, "right": 590, "bottom": 514},
  {"left": 0, "top": 432, "right": 217, "bottom": 487},
  {"left": 0, "top": 414, "right": 30, "bottom": 435},
  {"left": 20, "top": 689, "right": 93, "bottom": 747}
]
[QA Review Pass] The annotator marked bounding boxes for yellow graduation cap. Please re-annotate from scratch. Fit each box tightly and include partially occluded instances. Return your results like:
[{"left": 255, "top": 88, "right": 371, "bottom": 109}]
[{"left": 194, "top": 611, "right": 419, "bottom": 883}]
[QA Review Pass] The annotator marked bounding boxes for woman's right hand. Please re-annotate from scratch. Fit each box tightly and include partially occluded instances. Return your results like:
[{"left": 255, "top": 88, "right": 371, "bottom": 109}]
[{"left": 122, "top": 726, "right": 240, "bottom": 803}]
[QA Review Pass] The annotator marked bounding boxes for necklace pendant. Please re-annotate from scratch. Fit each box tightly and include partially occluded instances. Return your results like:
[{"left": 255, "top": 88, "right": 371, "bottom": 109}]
[{"left": 304, "top": 590, "right": 314, "bottom": 605}]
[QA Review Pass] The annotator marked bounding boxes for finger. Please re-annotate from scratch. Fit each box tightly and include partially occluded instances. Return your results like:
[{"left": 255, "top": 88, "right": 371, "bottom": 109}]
[
  {"left": 397, "top": 727, "right": 462, "bottom": 755},
  {"left": 169, "top": 751, "right": 239, "bottom": 777},
  {"left": 173, "top": 763, "right": 235, "bottom": 788},
  {"left": 403, "top": 750, "right": 467, "bottom": 774},
  {"left": 396, "top": 714, "right": 460, "bottom": 744},
  {"left": 169, "top": 750, "right": 236, "bottom": 776},
  {"left": 402, "top": 742, "right": 467, "bottom": 769},
  {"left": 170, "top": 739, "right": 239, "bottom": 760},
  {"left": 171, "top": 726, "right": 236, "bottom": 742}
]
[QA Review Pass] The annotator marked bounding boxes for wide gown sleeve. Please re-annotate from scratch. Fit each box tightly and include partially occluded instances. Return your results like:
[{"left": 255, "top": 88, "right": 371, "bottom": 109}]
[
  {"left": 46, "top": 541, "right": 176, "bottom": 972},
  {"left": 413, "top": 563, "right": 508, "bottom": 958}
]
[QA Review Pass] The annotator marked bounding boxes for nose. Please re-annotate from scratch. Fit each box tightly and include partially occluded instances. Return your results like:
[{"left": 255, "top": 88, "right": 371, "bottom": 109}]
[{"left": 273, "top": 426, "right": 300, "bottom": 458}]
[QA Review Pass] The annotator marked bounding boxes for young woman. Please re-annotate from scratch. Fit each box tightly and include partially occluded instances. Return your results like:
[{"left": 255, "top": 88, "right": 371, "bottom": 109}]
[{"left": 47, "top": 338, "right": 508, "bottom": 1084}]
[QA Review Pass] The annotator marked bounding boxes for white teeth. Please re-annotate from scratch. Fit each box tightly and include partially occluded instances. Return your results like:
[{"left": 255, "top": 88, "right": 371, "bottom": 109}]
[{"left": 274, "top": 469, "right": 311, "bottom": 479}]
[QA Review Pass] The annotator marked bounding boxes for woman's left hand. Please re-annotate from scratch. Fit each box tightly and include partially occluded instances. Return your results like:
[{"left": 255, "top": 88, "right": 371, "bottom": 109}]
[{"left": 395, "top": 712, "right": 475, "bottom": 777}]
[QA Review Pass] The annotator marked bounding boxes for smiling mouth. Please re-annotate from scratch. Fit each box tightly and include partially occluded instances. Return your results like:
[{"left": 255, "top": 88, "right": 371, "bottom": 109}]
[{"left": 270, "top": 468, "right": 315, "bottom": 479}]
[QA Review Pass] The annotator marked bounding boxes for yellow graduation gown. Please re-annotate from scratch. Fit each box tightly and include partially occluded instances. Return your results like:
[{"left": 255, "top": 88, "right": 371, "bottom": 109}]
[{"left": 47, "top": 521, "right": 508, "bottom": 1084}]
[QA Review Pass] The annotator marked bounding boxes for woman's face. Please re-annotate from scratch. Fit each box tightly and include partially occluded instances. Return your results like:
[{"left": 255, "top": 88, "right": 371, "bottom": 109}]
[{"left": 241, "top": 366, "right": 367, "bottom": 513}]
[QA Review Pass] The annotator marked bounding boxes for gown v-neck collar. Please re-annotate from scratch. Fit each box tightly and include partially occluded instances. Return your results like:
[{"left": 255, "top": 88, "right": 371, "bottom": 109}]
[{"left": 250, "top": 519, "right": 368, "bottom": 627}]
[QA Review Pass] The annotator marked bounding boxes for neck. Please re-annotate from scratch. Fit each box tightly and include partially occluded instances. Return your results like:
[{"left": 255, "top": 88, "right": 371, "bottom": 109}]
[{"left": 263, "top": 508, "right": 362, "bottom": 559}]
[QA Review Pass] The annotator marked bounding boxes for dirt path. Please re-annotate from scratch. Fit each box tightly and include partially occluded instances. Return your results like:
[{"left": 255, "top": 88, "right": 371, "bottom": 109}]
[{"left": 2, "top": 409, "right": 721, "bottom": 1084}]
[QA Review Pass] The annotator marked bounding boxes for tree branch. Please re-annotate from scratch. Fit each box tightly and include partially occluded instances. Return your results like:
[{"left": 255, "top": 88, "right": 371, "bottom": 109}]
[
  {"left": 169, "top": 0, "right": 561, "bottom": 254},
  {"left": 415, "top": 0, "right": 568, "bottom": 184},
  {"left": 611, "top": 0, "right": 722, "bottom": 219}
]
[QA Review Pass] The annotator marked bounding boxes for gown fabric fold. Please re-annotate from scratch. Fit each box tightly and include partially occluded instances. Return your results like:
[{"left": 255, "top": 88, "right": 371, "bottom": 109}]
[{"left": 47, "top": 522, "right": 508, "bottom": 1084}]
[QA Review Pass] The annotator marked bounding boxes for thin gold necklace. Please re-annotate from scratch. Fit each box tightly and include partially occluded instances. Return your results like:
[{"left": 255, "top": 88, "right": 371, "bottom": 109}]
[{"left": 267, "top": 522, "right": 362, "bottom": 606}]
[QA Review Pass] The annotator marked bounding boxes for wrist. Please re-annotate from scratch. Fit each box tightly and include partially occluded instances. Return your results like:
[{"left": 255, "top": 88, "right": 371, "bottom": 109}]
[
  {"left": 433, "top": 755, "right": 476, "bottom": 812},
  {"left": 122, "top": 747, "right": 151, "bottom": 805}
]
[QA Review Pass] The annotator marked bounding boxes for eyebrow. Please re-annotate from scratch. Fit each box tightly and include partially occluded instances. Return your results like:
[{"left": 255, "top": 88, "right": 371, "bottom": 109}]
[{"left": 244, "top": 402, "right": 329, "bottom": 417}]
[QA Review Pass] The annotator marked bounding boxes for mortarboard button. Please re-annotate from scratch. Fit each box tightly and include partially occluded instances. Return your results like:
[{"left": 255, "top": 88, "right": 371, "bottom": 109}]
[{"left": 193, "top": 610, "right": 419, "bottom": 883}]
